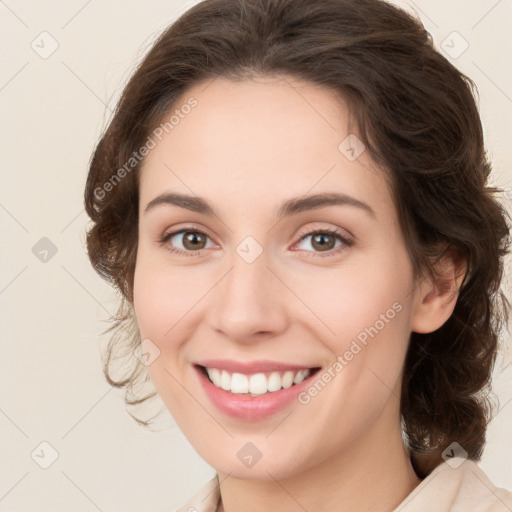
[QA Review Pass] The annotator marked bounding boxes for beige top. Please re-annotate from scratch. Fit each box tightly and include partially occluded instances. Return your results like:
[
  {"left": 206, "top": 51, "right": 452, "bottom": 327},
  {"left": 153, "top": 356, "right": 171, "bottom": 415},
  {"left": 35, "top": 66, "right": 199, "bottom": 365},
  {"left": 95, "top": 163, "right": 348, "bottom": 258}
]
[{"left": 176, "top": 458, "right": 512, "bottom": 512}]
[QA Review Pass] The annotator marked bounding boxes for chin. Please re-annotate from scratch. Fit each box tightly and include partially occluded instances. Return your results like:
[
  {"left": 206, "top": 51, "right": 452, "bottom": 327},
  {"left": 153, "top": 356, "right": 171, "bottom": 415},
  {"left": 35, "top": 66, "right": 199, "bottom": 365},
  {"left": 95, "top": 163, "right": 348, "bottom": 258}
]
[{"left": 195, "top": 439, "right": 318, "bottom": 482}]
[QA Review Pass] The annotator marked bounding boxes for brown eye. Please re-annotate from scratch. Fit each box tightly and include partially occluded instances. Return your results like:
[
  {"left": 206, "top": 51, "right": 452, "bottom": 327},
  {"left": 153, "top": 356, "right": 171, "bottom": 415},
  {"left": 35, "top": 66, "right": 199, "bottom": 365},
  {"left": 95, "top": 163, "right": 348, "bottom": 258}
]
[
  {"left": 294, "top": 228, "right": 353, "bottom": 257},
  {"left": 181, "top": 231, "right": 208, "bottom": 250},
  {"left": 310, "top": 233, "right": 336, "bottom": 251},
  {"left": 160, "top": 228, "right": 214, "bottom": 255}
]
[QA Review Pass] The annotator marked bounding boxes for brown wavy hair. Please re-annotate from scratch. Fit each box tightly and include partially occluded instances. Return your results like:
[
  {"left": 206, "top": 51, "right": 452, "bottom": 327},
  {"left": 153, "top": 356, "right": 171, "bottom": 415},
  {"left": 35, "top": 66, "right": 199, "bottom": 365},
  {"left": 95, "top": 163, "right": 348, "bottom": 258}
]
[{"left": 84, "top": 0, "right": 510, "bottom": 477}]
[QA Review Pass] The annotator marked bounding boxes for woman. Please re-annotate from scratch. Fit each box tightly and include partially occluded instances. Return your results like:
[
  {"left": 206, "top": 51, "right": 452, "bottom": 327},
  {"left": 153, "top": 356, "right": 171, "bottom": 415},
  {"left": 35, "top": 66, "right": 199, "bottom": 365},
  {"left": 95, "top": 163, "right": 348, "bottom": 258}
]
[{"left": 84, "top": 0, "right": 512, "bottom": 510}]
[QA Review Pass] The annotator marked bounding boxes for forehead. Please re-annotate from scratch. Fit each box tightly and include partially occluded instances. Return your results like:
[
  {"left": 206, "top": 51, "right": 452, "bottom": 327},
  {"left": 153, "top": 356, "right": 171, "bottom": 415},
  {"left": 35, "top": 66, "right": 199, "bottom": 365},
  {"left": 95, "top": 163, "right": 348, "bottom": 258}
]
[{"left": 139, "top": 75, "right": 393, "bottom": 220}]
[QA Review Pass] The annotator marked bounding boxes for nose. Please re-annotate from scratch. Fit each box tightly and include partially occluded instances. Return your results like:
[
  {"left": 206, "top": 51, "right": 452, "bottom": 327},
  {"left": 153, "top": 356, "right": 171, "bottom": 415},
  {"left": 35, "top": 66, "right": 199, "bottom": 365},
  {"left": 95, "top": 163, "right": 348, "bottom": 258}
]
[{"left": 205, "top": 248, "right": 289, "bottom": 344}]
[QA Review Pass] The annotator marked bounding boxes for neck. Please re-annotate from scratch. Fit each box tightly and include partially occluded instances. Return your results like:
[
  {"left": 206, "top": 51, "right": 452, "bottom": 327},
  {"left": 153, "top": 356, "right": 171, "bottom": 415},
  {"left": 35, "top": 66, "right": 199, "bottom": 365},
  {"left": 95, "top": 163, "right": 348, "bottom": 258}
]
[{"left": 218, "top": 415, "right": 421, "bottom": 512}]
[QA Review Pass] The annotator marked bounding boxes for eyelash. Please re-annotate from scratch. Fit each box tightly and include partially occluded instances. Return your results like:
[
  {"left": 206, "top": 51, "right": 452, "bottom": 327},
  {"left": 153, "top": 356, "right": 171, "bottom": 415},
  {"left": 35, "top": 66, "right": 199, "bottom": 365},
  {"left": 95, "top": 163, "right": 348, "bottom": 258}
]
[
  {"left": 294, "top": 228, "right": 353, "bottom": 257},
  {"left": 158, "top": 226, "right": 353, "bottom": 258}
]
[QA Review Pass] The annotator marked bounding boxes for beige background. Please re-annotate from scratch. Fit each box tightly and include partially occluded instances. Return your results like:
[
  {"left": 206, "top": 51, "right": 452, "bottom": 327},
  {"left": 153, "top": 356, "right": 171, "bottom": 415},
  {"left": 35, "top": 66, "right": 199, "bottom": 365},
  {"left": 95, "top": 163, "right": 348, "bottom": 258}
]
[{"left": 1, "top": 0, "right": 511, "bottom": 510}]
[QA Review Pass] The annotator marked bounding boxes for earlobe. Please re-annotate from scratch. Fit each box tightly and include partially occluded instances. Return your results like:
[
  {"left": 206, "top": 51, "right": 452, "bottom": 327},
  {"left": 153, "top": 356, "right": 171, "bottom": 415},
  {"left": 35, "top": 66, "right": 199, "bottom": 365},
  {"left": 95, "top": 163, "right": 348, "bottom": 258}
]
[{"left": 411, "top": 251, "right": 467, "bottom": 334}]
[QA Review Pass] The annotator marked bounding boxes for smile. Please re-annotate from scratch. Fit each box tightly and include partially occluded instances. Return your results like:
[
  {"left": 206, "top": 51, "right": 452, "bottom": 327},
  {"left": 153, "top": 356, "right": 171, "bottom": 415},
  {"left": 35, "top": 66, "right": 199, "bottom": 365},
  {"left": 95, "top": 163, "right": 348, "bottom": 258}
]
[
  {"left": 204, "top": 367, "right": 311, "bottom": 396},
  {"left": 194, "top": 360, "right": 321, "bottom": 420}
]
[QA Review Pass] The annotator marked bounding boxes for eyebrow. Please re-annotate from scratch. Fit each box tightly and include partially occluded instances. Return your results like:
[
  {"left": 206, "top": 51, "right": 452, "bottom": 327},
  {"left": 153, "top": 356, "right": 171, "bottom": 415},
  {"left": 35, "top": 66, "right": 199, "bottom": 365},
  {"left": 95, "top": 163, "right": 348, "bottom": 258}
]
[{"left": 144, "top": 191, "right": 376, "bottom": 219}]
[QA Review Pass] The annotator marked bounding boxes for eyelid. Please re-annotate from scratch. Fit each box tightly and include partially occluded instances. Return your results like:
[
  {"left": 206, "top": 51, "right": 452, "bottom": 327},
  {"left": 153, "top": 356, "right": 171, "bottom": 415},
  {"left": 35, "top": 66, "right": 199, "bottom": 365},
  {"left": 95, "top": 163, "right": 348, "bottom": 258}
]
[
  {"left": 295, "top": 225, "right": 353, "bottom": 243},
  {"left": 292, "top": 226, "right": 354, "bottom": 257},
  {"left": 158, "top": 224, "right": 354, "bottom": 257},
  {"left": 158, "top": 225, "right": 217, "bottom": 257}
]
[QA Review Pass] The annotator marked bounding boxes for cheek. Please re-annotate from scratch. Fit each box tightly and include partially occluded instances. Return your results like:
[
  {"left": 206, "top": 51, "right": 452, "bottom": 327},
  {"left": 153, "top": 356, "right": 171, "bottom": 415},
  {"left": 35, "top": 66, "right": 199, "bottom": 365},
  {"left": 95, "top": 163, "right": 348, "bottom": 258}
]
[
  {"left": 133, "top": 251, "right": 206, "bottom": 341},
  {"left": 132, "top": 252, "right": 217, "bottom": 410},
  {"left": 133, "top": 261, "right": 192, "bottom": 420},
  {"left": 293, "top": 252, "right": 413, "bottom": 348},
  {"left": 132, "top": 257, "right": 186, "bottom": 392},
  {"left": 293, "top": 250, "right": 414, "bottom": 404}
]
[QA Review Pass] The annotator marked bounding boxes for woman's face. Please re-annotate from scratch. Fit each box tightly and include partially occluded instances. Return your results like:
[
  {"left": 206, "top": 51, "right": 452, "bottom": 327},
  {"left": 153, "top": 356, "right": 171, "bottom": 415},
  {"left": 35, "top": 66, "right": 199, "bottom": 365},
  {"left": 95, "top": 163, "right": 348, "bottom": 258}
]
[{"left": 133, "top": 75, "right": 426, "bottom": 479}]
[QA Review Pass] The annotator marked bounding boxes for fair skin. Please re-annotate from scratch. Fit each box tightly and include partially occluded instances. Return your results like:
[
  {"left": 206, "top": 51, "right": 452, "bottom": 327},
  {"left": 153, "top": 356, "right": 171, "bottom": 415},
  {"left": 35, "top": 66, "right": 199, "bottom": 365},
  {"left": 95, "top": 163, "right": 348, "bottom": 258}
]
[{"left": 133, "top": 75, "right": 463, "bottom": 512}]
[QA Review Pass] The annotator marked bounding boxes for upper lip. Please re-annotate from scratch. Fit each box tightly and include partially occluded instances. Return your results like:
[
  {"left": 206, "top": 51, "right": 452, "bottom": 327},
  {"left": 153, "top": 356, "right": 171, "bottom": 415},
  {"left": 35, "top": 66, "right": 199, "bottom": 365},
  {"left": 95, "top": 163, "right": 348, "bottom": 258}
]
[{"left": 195, "top": 359, "right": 318, "bottom": 374}]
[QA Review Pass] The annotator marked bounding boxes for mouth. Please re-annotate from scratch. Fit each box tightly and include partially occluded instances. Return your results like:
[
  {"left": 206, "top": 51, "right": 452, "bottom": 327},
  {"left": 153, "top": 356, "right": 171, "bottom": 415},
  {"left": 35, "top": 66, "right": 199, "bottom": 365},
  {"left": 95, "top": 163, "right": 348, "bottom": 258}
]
[
  {"left": 193, "top": 359, "right": 322, "bottom": 420},
  {"left": 197, "top": 365, "right": 320, "bottom": 397}
]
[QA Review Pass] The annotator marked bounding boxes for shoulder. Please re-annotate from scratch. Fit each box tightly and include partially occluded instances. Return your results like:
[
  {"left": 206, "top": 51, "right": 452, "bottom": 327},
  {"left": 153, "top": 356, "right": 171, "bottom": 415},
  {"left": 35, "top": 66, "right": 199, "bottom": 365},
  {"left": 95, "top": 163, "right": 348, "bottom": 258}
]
[
  {"left": 176, "top": 462, "right": 512, "bottom": 512},
  {"left": 175, "top": 476, "right": 221, "bottom": 512},
  {"left": 395, "top": 458, "right": 512, "bottom": 512}
]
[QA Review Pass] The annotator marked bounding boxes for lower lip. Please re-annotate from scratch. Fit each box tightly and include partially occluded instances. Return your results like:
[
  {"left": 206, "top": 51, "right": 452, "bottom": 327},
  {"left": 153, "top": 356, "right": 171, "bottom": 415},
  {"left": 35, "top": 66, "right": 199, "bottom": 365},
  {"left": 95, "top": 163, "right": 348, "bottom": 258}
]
[{"left": 195, "top": 366, "right": 316, "bottom": 421}]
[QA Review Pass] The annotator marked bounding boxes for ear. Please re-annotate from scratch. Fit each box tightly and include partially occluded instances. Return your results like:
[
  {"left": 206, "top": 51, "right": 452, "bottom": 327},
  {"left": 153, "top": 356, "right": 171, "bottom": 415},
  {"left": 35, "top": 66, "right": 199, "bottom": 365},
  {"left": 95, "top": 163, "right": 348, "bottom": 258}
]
[{"left": 411, "top": 249, "right": 467, "bottom": 334}]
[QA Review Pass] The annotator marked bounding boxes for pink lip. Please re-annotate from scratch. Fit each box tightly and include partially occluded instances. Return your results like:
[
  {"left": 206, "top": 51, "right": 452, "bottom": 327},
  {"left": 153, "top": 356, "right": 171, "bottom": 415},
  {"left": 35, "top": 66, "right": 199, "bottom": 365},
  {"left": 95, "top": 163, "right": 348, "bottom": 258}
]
[
  {"left": 195, "top": 359, "right": 312, "bottom": 374},
  {"left": 194, "top": 362, "right": 319, "bottom": 421}
]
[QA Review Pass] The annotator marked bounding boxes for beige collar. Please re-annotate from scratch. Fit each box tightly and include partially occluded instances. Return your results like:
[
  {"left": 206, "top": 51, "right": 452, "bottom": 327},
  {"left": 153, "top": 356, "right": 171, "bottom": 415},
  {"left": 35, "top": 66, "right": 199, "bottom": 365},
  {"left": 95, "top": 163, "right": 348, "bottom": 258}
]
[{"left": 177, "top": 458, "right": 512, "bottom": 512}]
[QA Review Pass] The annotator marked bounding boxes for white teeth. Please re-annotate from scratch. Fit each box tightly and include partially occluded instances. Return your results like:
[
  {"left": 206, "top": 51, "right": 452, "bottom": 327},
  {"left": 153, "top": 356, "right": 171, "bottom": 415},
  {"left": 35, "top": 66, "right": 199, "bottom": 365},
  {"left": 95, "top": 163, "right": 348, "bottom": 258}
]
[
  {"left": 231, "top": 373, "right": 249, "bottom": 394},
  {"left": 220, "top": 370, "right": 231, "bottom": 391},
  {"left": 249, "top": 373, "right": 267, "bottom": 395},
  {"left": 293, "top": 369, "right": 307, "bottom": 385},
  {"left": 267, "top": 372, "right": 282, "bottom": 392},
  {"left": 282, "top": 371, "right": 294, "bottom": 389},
  {"left": 206, "top": 368, "right": 221, "bottom": 387},
  {"left": 205, "top": 367, "right": 311, "bottom": 395}
]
